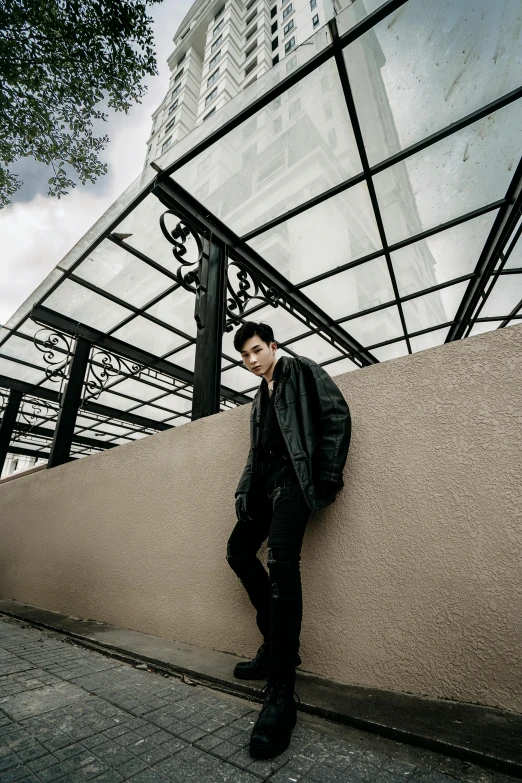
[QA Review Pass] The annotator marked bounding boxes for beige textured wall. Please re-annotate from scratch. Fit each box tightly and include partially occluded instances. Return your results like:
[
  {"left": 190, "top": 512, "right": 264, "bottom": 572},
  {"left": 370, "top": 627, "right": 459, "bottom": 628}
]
[{"left": 1, "top": 325, "right": 521, "bottom": 712}]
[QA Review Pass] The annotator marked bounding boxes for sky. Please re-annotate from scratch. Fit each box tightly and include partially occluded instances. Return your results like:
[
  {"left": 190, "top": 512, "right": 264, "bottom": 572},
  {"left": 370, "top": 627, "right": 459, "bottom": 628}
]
[{"left": 0, "top": 0, "right": 193, "bottom": 327}]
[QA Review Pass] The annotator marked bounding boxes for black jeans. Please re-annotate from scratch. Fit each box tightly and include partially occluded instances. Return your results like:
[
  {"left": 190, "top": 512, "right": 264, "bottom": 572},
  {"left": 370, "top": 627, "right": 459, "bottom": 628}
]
[{"left": 227, "top": 454, "right": 311, "bottom": 683}]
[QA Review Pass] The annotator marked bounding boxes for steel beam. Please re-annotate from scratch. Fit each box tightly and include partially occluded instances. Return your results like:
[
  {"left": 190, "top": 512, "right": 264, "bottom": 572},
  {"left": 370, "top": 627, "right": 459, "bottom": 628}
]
[
  {"left": 30, "top": 305, "right": 252, "bottom": 405},
  {"left": 446, "top": 159, "right": 522, "bottom": 342},
  {"left": 0, "top": 389, "right": 23, "bottom": 475},
  {"left": 192, "top": 236, "right": 227, "bottom": 420},
  {"left": 152, "top": 178, "right": 377, "bottom": 366},
  {"left": 48, "top": 337, "right": 91, "bottom": 468}
]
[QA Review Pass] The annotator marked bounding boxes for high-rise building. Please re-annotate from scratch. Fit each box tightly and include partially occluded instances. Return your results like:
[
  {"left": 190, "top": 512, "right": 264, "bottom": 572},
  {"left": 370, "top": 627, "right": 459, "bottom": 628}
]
[{"left": 144, "top": 0, "right": 338, "bottom": 168}]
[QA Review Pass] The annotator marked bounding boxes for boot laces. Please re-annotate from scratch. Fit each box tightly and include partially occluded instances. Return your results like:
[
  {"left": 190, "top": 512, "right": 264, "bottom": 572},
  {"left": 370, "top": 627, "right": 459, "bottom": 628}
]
[{"left": 260, "top": 680, "right": 301, "bottom": 705}]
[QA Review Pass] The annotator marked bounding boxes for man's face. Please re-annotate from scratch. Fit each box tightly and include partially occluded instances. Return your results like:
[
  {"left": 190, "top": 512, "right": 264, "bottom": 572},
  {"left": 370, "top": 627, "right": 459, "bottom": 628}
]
[{"left": 240, "top": 334, "right": 277, "bottom": 376}]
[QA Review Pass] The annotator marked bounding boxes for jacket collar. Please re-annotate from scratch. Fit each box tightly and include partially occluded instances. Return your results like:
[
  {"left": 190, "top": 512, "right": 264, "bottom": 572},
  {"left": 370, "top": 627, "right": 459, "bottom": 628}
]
[{"left": 256, "top": 356, "right": 292, "bottom": 403}]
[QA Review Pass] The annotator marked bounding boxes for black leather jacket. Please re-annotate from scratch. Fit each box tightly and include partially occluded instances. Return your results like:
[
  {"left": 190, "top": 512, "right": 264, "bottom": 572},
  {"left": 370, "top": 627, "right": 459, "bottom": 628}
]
[{"left": 235, "top": 355, "right": 351, "bottom": 510}]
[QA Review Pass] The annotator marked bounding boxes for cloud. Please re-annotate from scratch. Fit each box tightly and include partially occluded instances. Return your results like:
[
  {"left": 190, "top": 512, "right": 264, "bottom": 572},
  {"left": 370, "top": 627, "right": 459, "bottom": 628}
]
[{"left": 0, "top": 0, "right": 192, "bottom": 326}]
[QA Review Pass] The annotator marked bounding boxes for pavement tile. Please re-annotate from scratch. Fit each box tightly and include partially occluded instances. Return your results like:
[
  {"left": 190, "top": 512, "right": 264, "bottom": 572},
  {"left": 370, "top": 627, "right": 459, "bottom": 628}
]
[{"left": 0, "top": 765, "right": 37, "bottom": 783}]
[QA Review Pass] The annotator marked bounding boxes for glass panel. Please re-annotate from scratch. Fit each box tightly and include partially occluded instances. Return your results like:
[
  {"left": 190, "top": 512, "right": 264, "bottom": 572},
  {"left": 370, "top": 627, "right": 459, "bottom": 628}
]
[
  {"left": 3, "top": 270, "right": 65, "bottom": 333},
  {"left": 174, "top": 59, "right": 362, "bottom": 237},
  {"left": 112, "top": 316, "right": 189, "bottom": 356},
  {"left": 158, "top": 22, "right": 332, "bottom": 173},
  {"left": 106, "top": 377, "right": 164, "bottom": 403},
  {"left": 402, "top": 281, "right": 468, "bottom": 333},
  {"left": 505, "top": 234, "right": 521, "bottom": 269},
  {"left": 391, "top": 212, "right": 498, "bottom": 297},
  {"left": 371, "top": 341, "right": 409, "bottom": 362},
  {"left": 221, "top": 364, "right": 261, "bottom": 393},
  {"left": 287, "top": 333, "right": 343, "bottom": 363},
  {"left": 337, "top": 0, "right": 393, "bottom": 35},
  {"left": 243, "top": 304, "right": 309, "bottom": 345},
  {"left": 88, "top": 390, "right": 135, "bottom": 410},
  {"left": 131, "top": 405, "right": 173, "bottom": 422},
  {"left": 373, "top": 102, "right": 521, "bottom": 245},
  {"left": 147, "top": 393, "right": 193, "bottom": 415},
  {"left": 0, "top": 357, "right": 44, "bottom": 384},
  {"left": 323, "top": 356, "right": 358, "bottom": 376},
  {"left": 90, "top": 422, "right": 131, "bottom": 437},
  {"left": 248, "top": 181, "right": 381, "bottom": 284},
  {"left": 144, "top": 288, "right": 197, "bottom": 338},
  {"left": 342, "top": 305, "right": 403, "bottom": 346},
  {"left": 303, "top": 256, "right": 393, "bottom": 319},
  {"left": 169, "top": 415, "right": 191, "bottom": 427},
  {"left": 469, "top": 321, "right": 502, "bottom": 337},
  {"left": 74, "top": 240, "right": 173, "bottom": 308},
  {"left": 409, "top": 327, "right": 451, "bottom": 354},
  {"left": 43, "top": 279, "right": 133, "bottom": 332},
  {"left": 164, "top": 343, "right": 196, "bottom": 372},
  {"left": 345, "top": 0, "right": 522, "bottom": 165},
  {"left": 480, "top": 275, "right": 522, "bottom": 318}
]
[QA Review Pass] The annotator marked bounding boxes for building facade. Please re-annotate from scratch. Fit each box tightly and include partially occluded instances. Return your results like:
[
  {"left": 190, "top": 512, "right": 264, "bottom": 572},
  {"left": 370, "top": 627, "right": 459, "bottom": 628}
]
[{"left": 144, "top": 0, "right": 337, "bottom": 167}]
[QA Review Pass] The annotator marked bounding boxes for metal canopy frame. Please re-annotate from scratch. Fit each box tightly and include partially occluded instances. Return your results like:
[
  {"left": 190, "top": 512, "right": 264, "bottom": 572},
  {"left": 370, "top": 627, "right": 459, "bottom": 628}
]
[{"left": 1, "top": 0, "right": 521, "bottom": 472}]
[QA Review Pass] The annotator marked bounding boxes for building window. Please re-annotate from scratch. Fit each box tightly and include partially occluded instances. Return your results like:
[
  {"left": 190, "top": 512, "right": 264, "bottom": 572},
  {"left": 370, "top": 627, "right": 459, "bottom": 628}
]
[
  {"left": 174, "top": 67, "right": 184, "bottom": 83},
  {"left": 245, "top": 23, "right": 257, "bottom": 40},
  {"left": 181, "top": 27, "right": 189, "bottom": 39},
  {"left": 312, "top": 13, "right": 319, "bottom": 27},
  {"left": 209, "top": 50, "right": 221, "bottom": 68},
  {"left": 177, "top": 52, "right": 186, "bottom": 66},
  {"left": 310, "top": 0, "right": 316, "bottom": 8},
  {"left": 211, "top": 35, "right": 222, "bottom": 52},
  {"left": 283, "top": 19, "right": 294, "bottom": 35},
  {"left": 245, "top": 9, "right": 257, "bottom": 26},
  {"left": 207, "top": 68, "right": 219, "bottom": 87},
  {"left": 270, "top": 4, "right": 277, "bottom": 17},
  {"left": 289, "top": 98, "right": 301, "bottom": 118},
  {"left": 271, "top": 20, "right": 278, "bottom": 33},
  {"left": 165, "top": 117, "right": 176, "bottom": 133},
  {"left": 274, "top": 116, "right": 282, "bottom": 133},
  {"left": 171, "top": 83, "right": 181, "bottom": 99},
  {"left": 284, "top": 36, "right": 295, "bottom": 53},
  {"left": 273, "top": 95, "right": 281, "bottom": 109},
  {"left": 214, "top": 4, "right": 225, "bottom": 20},
  {"left": 245, "top": 0, "right": 256, "bottom": 9},
  {"left": 168, "top": 100, "right": 178, "bottom": 115},
  {"left": 244, "top": 75, "right": 257, "bottom": 89},
  {"left": 241, "top": 117, "right": 257, "bottom": 140},
  {"left": 203, "top": 107, "right": 216, "bottom": 120},
  {"left": 245, "top": 41, "right": 257, "bottom": 58},
  {"left": 161, "top": 136, "right": 172, "bottom": 152},
  {"left": 282, "top": 3, "right": 292, "bottom": 20},
  {"left": 272, "top": 54, "right": 279, "bottom": 65},
  {"left": 205, "top": 87, "right": 218, "bottom": 106},
  {"left": 213, "top": 18, "right": 224, "bottom": 36},
  {"left": 271, "top": 36, "right": 278, "bottom": 51},
  {"left": 242, "top": 143, "right": 257, "bottom": 165},
  {"left": 245, "top": 57, "right": 257, "bottom": 77},
  {"left": 321, "top": 75, "right": 329, "bottom": 94}
]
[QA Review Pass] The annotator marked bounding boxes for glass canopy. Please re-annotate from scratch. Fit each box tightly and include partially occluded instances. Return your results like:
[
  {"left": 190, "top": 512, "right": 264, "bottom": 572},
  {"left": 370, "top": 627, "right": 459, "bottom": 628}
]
[{"left": 1, "top": 0, "right": 521, "bottom": 466}]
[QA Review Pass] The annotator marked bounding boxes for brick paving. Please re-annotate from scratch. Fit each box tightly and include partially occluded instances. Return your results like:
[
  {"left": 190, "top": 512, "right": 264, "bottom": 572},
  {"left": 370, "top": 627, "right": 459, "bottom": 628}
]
[{"left": 0, "top": 616, "right": 516, "bottom": 783}]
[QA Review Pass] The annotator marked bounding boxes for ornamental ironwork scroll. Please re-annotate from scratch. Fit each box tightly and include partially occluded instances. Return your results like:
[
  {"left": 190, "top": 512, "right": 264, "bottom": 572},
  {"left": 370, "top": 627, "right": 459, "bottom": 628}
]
[
  {"left": 19, "top": 397, "right": 59, "bottom": 428},
  {"left": 83, "top": 349, "right": 144, "bottom": 402},
  {"left": 33, "top": 328, "right": 73, "bottom": 382},
  {"left": 159, "top": 209, "right": 204, "bottom": 294},
  {"left": 225, "top": 258, "right": 283, "bottom": 332}
]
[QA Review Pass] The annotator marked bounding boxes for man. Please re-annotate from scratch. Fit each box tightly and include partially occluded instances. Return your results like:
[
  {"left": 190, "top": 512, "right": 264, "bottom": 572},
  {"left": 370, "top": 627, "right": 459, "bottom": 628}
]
[{"left": 226, "top": 321, "right": 351, "bottom": 760}]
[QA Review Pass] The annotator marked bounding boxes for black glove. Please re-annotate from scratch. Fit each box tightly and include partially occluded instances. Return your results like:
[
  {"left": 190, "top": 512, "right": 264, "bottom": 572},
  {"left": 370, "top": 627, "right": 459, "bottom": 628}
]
[
  {"left": 235, "top": 493, "right": 251, "bottom": 523},
  {"left": 320, "top": 479, "right": 341, "bottom": 499}
]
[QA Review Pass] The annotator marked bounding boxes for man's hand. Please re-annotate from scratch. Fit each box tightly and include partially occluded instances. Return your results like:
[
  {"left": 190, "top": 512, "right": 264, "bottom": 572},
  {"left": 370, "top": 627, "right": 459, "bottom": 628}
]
[{"left": 235, "top": 493, "right": 252, "bottom": 523}]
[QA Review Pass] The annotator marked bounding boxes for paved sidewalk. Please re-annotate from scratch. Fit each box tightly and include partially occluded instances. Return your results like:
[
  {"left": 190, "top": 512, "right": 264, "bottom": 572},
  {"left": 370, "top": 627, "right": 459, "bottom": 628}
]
[{"left": 0, "top": 616, "right": 516, "bottom": 783}]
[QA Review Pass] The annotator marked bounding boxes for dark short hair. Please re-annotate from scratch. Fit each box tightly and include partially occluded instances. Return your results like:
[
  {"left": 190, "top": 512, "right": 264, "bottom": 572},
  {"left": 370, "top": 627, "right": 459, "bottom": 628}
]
[{"left": 233, "top": 322, "right": 276, "bottom": 353}]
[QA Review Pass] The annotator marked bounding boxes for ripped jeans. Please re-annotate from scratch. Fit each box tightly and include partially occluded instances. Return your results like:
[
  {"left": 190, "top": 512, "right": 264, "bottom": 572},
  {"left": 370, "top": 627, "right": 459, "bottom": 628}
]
[{"left": 226, "top": 453, "right": 311, "bottom": 683}]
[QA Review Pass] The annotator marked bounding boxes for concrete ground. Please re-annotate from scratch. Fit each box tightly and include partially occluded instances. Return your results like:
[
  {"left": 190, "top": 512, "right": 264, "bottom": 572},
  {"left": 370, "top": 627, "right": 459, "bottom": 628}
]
[{"left": 0, "top": 615, "right": 517, "bottom": 783}]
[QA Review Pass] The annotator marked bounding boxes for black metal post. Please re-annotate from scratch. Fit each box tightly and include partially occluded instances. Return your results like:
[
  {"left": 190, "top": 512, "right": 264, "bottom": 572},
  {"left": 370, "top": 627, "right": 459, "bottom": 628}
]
[
  {"left": 192, "top": 236, "right": 226, "bottom": 420},
  {"left": 47, "top": 337, "right": 91, "bottom": 468},
  {"left": 0, "top": 389, "right": 23, "bottom": 476}
]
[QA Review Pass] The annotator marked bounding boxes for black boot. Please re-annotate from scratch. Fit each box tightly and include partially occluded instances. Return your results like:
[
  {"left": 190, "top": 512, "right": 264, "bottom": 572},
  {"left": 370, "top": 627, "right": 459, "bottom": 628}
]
[
  {"left": 234, "top": 644, "right": 302, "bottom": 680},
  {"left": 249, "top": 678, "right": 300, "bottom": 759},
  {"left": 234, "top": 642, "right": 271, "bottom": 680}
]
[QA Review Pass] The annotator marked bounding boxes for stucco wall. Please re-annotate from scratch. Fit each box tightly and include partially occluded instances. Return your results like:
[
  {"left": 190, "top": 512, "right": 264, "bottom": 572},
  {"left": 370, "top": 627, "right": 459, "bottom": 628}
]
[{"left": 1, "top": 325, "right": 521, "bottom": 712}]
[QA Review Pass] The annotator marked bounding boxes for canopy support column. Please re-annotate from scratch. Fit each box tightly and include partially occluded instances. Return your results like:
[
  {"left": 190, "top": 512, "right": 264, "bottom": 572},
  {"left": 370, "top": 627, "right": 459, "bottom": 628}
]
[
  {"left": 48, "top": 337, "right": 91, "bottom": 468},
  {"left": 192, "top": 236, "right": 227, "bottom": 420},
  {"left": 0, "top": 390, "right": 23, "bottom": 476}
]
